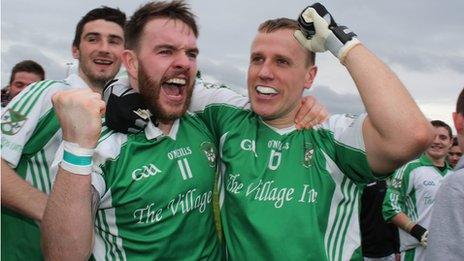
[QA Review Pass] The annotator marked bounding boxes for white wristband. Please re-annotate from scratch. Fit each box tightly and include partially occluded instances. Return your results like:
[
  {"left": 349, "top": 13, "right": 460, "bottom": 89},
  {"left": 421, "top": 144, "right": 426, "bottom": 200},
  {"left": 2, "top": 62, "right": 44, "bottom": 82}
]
[{"left": 60, "top": 141, "right": 95, "bottom": 176}]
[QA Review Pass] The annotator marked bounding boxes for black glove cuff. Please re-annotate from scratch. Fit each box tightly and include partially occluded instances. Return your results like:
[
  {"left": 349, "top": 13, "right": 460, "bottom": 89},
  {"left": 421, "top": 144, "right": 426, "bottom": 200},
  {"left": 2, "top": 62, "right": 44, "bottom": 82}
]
[{"left": 410, "top": 224, "right": 427, "bottom": 241}]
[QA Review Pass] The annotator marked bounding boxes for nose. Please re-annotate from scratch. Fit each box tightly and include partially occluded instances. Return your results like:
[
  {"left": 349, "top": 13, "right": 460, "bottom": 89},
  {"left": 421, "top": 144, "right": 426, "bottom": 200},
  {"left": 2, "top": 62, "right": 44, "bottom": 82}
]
[
  {"left": 98, "top": 40, "right": 110, "bottom": 54},
  {"left": 173, "top": 52, "right": 191, "bottom": 71},
  {"left": 258, "top": 61, "right": 274, "bottom": 81}
]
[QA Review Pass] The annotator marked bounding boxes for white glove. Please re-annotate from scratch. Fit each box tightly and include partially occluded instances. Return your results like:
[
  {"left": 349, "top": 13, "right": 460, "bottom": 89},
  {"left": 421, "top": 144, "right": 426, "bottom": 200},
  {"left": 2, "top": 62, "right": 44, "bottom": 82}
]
[{"left": 294, "top": 2, "right": 361, "bottom": 64}]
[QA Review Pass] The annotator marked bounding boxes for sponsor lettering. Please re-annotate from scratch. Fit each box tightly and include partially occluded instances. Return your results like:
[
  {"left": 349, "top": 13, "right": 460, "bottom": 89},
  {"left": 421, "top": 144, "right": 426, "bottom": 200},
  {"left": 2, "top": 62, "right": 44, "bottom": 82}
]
[
  {"left": 133, "top": 203, "right": 163, "bottom": 224},
  {"left": 167, "top": 147, "right": 192, "bottom": 160},
  {"left": 225, "top": 174, "right": 319, "bottom": 209},
  {"left": 298, "top": 184, "right": 318, "bottom": 203},
  {"left": 167, "top": 189, "right": 212, "bottom": 215},
  {"left": 245, "top": 179, "right": 295, "bottom": 208}
]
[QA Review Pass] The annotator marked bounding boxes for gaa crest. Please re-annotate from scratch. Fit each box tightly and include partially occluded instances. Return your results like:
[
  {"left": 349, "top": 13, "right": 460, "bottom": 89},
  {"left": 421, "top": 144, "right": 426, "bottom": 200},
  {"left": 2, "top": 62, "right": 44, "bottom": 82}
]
[
  {"left": 1, "top": 108, "right": 27, "bottom": 135},
  {"left": 303, "top": 142, "right": 314, "bottom": 168},
  {"left": 200, "top": 141, "right": 217, "bottom": 167}
]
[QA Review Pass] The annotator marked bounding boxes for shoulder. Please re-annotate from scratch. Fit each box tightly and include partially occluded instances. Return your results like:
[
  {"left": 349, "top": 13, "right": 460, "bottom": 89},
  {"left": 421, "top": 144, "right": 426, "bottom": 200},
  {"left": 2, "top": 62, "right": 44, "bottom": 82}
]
[{"left": 94, "top": 129, "right": 128, "bottom": 167}]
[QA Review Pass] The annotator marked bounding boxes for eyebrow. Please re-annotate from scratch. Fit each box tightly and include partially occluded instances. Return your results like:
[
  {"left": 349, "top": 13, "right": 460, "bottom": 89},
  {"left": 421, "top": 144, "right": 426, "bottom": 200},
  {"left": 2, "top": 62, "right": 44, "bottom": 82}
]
[
  {"left": 275, "top": 54, "right": 291, "bottom": 62},
  {"left": 84, "top": 32, "right": 123, "bottom": 41},
  {"left": 155, "top": 44, "right": 199, "bottom": 54}
]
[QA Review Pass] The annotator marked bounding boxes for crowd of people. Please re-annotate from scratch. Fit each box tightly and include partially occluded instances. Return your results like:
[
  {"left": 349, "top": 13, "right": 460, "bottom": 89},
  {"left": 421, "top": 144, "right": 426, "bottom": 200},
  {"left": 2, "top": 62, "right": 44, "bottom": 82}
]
[{"left": 1, "top": 1, "right": 461, "bottom": 261}]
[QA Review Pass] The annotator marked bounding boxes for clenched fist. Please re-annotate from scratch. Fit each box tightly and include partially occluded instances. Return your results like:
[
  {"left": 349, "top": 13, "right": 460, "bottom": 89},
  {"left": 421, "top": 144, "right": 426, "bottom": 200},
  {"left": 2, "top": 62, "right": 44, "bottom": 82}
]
[{"left": 52, "top": 88, "right": 105, "bottom": 149}]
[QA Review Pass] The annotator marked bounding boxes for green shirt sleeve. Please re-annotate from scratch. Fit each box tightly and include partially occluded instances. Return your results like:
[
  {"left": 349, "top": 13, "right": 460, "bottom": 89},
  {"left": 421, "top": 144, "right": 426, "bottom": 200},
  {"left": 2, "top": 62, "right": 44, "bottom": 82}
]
[{"left": 382, "top": 166, "right": 411, "bottom": 221}]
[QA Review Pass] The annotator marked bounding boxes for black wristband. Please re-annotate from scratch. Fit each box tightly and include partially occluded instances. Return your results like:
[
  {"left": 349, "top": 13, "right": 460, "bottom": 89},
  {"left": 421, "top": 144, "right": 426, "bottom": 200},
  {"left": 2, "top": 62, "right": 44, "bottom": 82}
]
[{"left": 409, "top": 224, "right": 427, "bottom": 241}]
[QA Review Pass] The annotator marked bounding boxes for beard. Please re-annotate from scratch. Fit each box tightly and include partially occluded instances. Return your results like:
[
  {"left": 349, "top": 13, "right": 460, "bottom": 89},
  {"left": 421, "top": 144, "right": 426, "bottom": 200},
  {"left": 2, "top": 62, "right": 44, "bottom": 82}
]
[{"left": 137, "top": 64, "right": 193, "bottom": 122}]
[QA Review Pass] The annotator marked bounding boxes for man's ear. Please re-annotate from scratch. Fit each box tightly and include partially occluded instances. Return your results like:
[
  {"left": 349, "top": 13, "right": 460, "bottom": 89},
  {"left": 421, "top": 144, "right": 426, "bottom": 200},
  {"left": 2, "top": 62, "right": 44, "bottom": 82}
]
[
  {"left": 304, "top": 65, "right": 318, "bottom": 90},
  {"left": 453, "top": 112, "right": 464, "bottom": 135},
  {"left": 72, "top": 45, "right": 79, "bottom": 59},
  {"left": 121, "top": 50, "right": 139, "bottom": 80}
]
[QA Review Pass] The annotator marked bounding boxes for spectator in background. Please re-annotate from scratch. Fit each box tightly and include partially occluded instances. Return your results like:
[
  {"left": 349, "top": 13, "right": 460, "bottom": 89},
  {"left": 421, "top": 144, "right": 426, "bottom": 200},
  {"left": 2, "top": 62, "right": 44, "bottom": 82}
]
[
  {"left": 1, "top": 60, "right": 45, "bottom": 107},
  {"left": 447, "top": 136, "right": 462, "bottom": 168},
  {"left": 426, "top": 88, "right": 464, "bottom": 261},
  {"left": 383, "top": 120, "right": 453, "bottom": 261},
  {"left": 1, "top": 6, "right": 125, "bottom": 261}
]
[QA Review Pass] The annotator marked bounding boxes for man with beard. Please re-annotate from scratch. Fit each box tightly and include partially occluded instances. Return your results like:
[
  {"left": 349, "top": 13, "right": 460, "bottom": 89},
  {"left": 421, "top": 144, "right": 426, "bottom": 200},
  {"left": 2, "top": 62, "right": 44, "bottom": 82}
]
[
  {"left": 41, "top": 0, "right": 328, "bottom": 258},
  {"left": 1, "top": 6, "right": 125, "bottom": 260},
  {"left": 100, "top": 3, "right": 434, "bottom": 260},
  {"left": 383, "top": 120, "right": 453, "bottom": 261},
  {"left": 41, "top": 2, "right": 223, "bottom": 260}
]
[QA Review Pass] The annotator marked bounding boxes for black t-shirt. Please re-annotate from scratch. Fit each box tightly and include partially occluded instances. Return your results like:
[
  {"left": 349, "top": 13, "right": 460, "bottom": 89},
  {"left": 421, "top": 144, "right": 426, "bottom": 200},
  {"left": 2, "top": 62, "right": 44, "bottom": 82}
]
[{"left": 360, "top": 180, "right": 400, "bottom": 257}]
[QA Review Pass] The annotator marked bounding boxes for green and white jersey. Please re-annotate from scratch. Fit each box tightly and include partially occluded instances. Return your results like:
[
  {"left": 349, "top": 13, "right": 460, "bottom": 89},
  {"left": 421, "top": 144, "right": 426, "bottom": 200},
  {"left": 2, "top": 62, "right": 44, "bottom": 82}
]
[
  {"left": 85, "top": 115, "right": 223, "bottom": 260},
  {"left": 0, "top": 74, "right": 88, "bottom": 261},
  {"left": 382, "top": 154, "right": 452, "bottom": 261},
  {"left": 194, "top": 99, "right": 376, "bottom": 260}
]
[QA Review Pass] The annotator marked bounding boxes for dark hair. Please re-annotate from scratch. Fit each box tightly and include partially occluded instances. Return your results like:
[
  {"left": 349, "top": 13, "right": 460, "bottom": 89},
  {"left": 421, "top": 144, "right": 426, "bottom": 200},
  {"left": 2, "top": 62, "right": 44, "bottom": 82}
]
[
  {"left": 125, "top": 0, "right": 198, "bottom": 50},
  {"left": 9, "top": 60, "right": 45, "bottom": 85},
  {"left": 457, "top": 88, "right": 464, "bottom": 115},
  {"left": 258, "top": 18, "right": 315, "bottom": 66},
  {"left": 431, "top": 120, "right": 452, "bottom": 139},
  {"left": 72, "top": 6, "right": 126, "bottom": 48},
  {"left": 452, "top": 136, "right": 459, "bottom": 147}
]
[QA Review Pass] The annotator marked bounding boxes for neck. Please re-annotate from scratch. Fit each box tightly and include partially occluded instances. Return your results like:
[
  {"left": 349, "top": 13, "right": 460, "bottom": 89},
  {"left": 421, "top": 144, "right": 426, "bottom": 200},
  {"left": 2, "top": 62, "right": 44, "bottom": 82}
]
[
  {"left": 263, "top": 111, "right": 297, "bottom": 129},
  {"left": 425, "top": 153, "right": 446, "bottom": 167},
  {"left": 158, "top": 120, "right": 174, "bottom": 135},
  {"left": 78, "top": 70, "right": 105, "bottom": 94}
]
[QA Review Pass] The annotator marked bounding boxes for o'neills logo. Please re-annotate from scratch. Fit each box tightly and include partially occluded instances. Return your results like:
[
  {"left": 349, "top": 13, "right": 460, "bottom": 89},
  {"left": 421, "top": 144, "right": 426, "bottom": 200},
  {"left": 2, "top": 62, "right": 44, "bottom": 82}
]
[
  {"left": 302, "top": 142, "right": 314, "bottom": 168},
  {"left": 1, "top": 108, "right": 27, "bottom": 135},
  {"left": 200, "top": 141, "right": 216, "bottom": 167}
]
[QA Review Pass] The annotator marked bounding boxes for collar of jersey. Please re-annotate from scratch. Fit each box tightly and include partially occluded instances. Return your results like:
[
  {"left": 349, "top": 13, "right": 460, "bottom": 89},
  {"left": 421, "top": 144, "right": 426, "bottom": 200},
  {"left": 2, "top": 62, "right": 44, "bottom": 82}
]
[
  {"left": 260, "top": 118, "right": 296, "bottom": 135},
  {"left": 420, "top": 153, "right": 452, "bottom": 170},
  {"left": 145, "top": 118, "right": 180, "bottom": 140},
  {"left": 65, "top": 73, "right": 89, "bottom": 89}
]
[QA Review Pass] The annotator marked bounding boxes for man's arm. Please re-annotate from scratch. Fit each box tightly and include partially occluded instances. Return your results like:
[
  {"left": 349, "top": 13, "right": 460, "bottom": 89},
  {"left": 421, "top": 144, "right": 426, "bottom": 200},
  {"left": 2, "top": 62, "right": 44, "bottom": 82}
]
[
  {"left": 41, "top": 168, "right": 94, "bottom": 260},
  {"left": 103, "top": 77, "right": 328, "bottom": 133},
  {"left": 344, "top": 46, "right": 433, "bottom": 173},
  {"left": 41, "top": 88, "right": 104, "bottom": 259},
  {"left": 382, "top": 173, "right": 428, "bottom": 246},
  {"left": 295, "top": 3, "right": 433, "bottom": 174},
  {"left": 1, "top": 159, "right": 47, "bottom": 221}
]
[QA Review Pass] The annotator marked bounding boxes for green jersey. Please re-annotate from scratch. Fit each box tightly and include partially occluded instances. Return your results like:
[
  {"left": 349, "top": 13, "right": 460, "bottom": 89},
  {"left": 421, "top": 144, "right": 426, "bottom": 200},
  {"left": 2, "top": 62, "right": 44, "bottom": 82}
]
[
  {"left": 83, "top": 114, "right": 223, "bottom": 260},
  {"left": 1, "top": 74, "right": 88, "bottom": 260},
  {"left": 382, "top": 154, "right": 452, "bottom": 261},
  {"left": 197, "top": 103, "right": 376, "bottom": 261}
]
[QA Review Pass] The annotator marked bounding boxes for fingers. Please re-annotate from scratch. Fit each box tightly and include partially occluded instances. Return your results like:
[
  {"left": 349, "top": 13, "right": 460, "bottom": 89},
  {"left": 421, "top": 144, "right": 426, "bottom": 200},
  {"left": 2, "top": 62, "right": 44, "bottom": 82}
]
[
  {"left": 295, "top": 96, "right": 329, "bottom": 130},
  {"left": 52, "top": 88, "right": 105, "bottom": 148}
]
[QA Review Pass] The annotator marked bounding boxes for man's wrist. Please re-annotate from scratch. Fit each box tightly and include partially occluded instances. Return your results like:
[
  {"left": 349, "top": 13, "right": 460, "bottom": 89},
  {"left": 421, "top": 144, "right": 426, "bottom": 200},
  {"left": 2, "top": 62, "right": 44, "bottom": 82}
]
[
  {"left": 405, "top": 220, "right": 415, "bottom": 232},
  {"left": 60, "top": 141, "right": 95, "bottom": 175}
]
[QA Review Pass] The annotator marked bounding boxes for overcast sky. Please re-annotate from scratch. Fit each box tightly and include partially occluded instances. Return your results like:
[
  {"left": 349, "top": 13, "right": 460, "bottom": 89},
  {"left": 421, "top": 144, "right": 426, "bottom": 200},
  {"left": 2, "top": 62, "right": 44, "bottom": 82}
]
[{"left": 2, "top": 0, "right": 462, "bottom": 131}]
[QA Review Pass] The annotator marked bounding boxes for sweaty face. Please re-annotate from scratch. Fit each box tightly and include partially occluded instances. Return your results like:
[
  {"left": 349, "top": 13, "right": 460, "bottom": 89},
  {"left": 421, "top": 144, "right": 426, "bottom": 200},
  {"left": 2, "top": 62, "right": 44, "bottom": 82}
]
[
  {"left": 135, "top": 18, "right": 198, "bottom": 122},
  {"left": 247, "top": 28, "right": 316, "bottom": 127},
  {"left": 426, "top": 126, "right": 452, "bottom": 160},
  {"left": 73, "top": 19, "right": 124, "bottom": 88},
  {"left": 448, "top": 145, "right": 462, "bottom": 167},
  {"left": 9, "top": 71, "right": 42, "bottom": 98}
]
